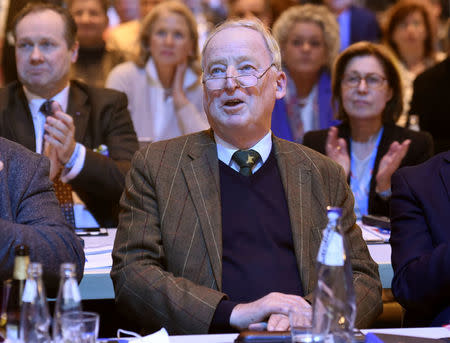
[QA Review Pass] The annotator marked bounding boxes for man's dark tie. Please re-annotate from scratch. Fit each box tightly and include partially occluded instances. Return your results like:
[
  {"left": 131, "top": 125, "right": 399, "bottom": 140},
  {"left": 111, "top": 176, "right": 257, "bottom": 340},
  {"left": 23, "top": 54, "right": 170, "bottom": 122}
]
[
  {"left": 39, "top": 100, "right": 76, "bottom": 227},
  {"left": 232, "top": 149, "right": 261, "bottom": 176}
]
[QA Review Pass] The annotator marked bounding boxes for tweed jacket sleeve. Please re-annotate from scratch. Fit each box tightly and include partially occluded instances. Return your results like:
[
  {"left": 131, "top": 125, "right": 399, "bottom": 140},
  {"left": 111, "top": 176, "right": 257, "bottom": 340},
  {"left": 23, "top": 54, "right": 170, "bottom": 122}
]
[
  {"left": 275, "top": 142, "right": 382, "bottom": 328},
  {"left": 111, "top": 132, "right": 226, "bottom": 335},
  {"left": 0, "top": 138, "right": 85, "bottom": 296}
]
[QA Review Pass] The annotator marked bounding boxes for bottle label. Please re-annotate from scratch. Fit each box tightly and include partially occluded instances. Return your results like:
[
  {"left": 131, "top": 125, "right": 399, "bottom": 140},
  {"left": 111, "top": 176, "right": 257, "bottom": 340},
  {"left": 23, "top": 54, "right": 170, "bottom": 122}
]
[
  {"left": 63, "top": 280, "right": 81, "bottom": 303},
  {"left": 21, "top": 280, "right": 37, "bottom": 303},
  {"left": 317, "top": 230, "right": 344, "bottom": 266},
  {"left": 6, "top": 324, "right": 19, "bottom": 340}
]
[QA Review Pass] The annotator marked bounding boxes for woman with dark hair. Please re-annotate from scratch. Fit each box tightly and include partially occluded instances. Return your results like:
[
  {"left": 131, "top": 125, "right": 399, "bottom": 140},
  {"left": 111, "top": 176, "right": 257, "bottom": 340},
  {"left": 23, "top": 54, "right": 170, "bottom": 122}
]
[
  {"left": 382, "top": 0, "right": 446, "bottom": 125},
  {"left": 303, "top": 42, "right": 433, "bottom": 218},
  {"left": 106, "top": 0, "right": 208, "bottom": 142}
]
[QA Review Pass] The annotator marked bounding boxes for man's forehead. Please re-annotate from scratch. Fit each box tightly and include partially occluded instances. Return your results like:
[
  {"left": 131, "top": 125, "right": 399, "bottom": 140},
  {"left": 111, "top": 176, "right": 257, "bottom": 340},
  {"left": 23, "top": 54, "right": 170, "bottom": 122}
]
[
  {"left": 16, "top": 10, "right": 64, "bottom": 34},
  {"left": 204, "top": 27, "right": 271, "bottom": 65}
]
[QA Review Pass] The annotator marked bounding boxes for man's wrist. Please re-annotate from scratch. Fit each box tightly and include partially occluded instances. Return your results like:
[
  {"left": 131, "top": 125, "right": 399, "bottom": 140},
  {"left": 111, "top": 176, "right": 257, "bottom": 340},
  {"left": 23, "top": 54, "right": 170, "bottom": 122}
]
[
  {"left": 377, "top": 188, "right": 392, "bottom": 200},
  {"left": 64, "top": 143, "right": 80, "bottom": 170}
]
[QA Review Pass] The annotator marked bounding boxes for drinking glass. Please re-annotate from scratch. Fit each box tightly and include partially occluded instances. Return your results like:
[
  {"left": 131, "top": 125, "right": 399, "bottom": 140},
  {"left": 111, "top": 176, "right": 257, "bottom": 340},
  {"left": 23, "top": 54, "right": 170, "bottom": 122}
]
[
  {"left": 61, "top": 311, "right": 99, "bottom": 343},
  {"left": 289, "top": 308, "right": 325, "bottom": 343}
]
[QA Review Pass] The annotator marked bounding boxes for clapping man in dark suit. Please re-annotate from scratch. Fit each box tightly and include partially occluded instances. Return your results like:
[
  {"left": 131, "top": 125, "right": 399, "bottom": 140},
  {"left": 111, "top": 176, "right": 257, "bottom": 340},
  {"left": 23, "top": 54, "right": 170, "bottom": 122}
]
[
  {"left": 0, "top": 137, "right": 84, "bottom": 296},
  {"left": 0, "top": 3, "right": 138, "bottom": 227},
  {"left": 390, "top": 150, "right": 450, "bottom": 326},
  {"left": 112, "top": 18, "right": 382, "bottom": 334}
]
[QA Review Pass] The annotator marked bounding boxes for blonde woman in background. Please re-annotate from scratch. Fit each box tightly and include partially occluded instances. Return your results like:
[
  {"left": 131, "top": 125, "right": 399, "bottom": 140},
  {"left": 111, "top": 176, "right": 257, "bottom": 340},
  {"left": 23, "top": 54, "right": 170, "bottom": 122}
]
[
  {"left": 106, "top": 0, "right": 208, "bottom": 142},
  {"left": 271, "top": 4, "right": 340, "bottom": 143}
]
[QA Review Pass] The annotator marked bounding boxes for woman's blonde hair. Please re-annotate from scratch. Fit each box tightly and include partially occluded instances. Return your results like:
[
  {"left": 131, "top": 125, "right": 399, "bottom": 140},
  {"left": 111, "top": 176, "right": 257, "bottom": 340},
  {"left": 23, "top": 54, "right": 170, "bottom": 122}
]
[
  {"left": 272, "top": 4, "right": 340, "bottom": 70},
  {"left": 135, "top": 0, "right": 200, "bottom": 74}
]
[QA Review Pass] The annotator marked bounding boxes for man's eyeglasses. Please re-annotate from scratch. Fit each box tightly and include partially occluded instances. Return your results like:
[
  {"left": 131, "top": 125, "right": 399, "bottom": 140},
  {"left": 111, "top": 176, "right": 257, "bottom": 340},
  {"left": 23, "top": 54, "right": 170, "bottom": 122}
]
[
  {"left": 203, "top": 64, "right": 275, "bottom": 91},
  {"left": 342, "top": 73, "right": 387, "bottom": 89}
]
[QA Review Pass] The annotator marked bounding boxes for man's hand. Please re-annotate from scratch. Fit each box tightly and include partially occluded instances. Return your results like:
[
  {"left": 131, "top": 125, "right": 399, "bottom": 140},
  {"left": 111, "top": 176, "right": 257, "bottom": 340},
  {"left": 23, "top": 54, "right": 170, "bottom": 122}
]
[
  {"left": 43, "top": 101, "right": 76, "bottom": 165},
  {"left": 229, "top": 292, "right": 311, "bottom": 331},
  {"left": 375, "top": 139, "right": 410, "bottom": 193},
  {"left": 43, "top": 141, "right": 63, "bottom": 181},
  {"left": 325, "top": 126, "right": 350, "bottom": 177}
]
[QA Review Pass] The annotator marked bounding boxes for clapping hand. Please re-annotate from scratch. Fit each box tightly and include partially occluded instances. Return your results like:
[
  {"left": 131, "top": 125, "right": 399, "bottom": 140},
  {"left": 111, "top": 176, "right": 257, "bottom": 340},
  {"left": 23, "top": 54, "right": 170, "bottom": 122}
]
[
  {"left": 325, "top": 126, "right": 350, "bottom": 177},
  {"left": 43, "top": 101, "right": 76, "bottom": 166},
  {"left": 375, "top": 139, "right": 411, "bottom": 193}
]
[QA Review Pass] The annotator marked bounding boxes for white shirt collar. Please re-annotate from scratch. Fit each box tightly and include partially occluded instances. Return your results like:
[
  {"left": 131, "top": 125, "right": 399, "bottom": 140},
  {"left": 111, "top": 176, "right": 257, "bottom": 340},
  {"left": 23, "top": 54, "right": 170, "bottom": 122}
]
[
  {"left": 23, "top": 84, "right": 70, "bottom": 115},
  {"left": 215, "top": 130, "right": 272, "bottom": 173}
]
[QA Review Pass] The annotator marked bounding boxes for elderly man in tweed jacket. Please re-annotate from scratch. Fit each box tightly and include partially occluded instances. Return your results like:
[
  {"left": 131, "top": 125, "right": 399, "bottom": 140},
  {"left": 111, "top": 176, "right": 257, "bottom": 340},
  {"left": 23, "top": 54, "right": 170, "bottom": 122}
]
[{"left": 111, "top": 19, "right": 382, "bottom": 335}]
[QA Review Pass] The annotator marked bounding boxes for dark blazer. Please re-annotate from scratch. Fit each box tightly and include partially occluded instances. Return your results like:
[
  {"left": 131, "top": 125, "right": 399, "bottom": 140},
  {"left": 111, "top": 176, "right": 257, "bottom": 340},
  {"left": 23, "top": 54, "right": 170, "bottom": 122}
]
[
  {"left": 111, "top": 130, "right": 382, "bottom": 334},
  {"left": 390, "top": 151, "right": 450, "bottom": 327},
  {"left": 303, "top": 123, "right": 433, "bottom": 216},
  {"left": 0, "top": 80, "right": 139, "bottom": 227},
  {"left": 0, "top": 137, "right": 84, "bottom": 296},
  {"left": 271, "top": 70, "right": 339, "bottom": 142},
  {"left": 349, "top": 5, "right": 381, "bottom": 45},
  {"left": 410, "top": 57, "right": 450, "bottom": 154}
]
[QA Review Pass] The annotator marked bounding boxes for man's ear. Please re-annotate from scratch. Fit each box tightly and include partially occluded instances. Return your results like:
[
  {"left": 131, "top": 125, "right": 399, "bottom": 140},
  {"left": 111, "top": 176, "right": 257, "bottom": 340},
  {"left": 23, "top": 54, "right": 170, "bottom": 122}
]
[
  {"left": 70, "top": 41, "right": 79, "bottom": 63},
  {"left": 275, "top": 70, "right": 287, "bottom": 100}
]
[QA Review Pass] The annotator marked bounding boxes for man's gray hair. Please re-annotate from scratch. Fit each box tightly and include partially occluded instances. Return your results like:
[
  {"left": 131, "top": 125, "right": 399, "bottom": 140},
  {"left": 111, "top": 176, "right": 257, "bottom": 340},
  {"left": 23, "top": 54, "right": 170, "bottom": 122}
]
[{"left": 201, "top": 18, "right": 282, "bottom": 71}]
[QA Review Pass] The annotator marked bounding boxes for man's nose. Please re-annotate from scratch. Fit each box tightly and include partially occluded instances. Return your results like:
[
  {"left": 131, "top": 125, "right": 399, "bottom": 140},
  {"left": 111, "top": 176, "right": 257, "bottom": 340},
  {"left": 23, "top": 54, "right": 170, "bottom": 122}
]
[
  {"left": 30, "top": 45, "right": 44, "bottom": 62},
  {"left": 224, "top": 67, "right": 239, "bottom": 90},
  {"left": 79, "top": 11, "right": 91, "bottom": 23}
]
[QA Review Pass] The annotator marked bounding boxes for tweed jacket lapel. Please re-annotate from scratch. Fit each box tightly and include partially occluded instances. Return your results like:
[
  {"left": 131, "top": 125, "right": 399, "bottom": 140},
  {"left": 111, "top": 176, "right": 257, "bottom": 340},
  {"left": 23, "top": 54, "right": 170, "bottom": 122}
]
[
  {"left": 181, "top": 130, "right": 223, "bottom": 289},
  {"left": 273, "top": 136, "right": 328, "bottom": 295},
  {"left": 67, "top": 81, "right": 91, "bottom": 143}
]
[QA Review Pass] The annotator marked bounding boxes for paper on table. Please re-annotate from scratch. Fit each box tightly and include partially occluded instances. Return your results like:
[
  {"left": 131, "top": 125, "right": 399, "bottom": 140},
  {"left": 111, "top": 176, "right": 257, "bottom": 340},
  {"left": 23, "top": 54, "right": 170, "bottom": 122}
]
[
  {"left": 85, "top": 252, "right": 112, "bottom": 270},
  {"left": 361, "top": 327, "right": 450, "bottom": 339},
  {"left": 84, "top": 228, "right": 116, "bottom": 254},
  {"left": 128, "top": 328, "right": 169, "bottom": 343},
  {"left": 358, "top": 221, "right": 390, "bottom": 243}
]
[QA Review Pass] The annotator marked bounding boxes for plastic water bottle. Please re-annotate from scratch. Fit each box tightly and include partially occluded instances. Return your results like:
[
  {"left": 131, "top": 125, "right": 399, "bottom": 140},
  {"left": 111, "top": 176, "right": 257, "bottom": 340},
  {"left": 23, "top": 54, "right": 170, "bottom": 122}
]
[
  {"left": 312, "top": 207, "right": 356, "bottom": 343},
  {"left": 52, "top": 263, "right": 82, "bottom": 343},
  {"left": 19, "top": 263, "right": 51, "bottom": 343}
]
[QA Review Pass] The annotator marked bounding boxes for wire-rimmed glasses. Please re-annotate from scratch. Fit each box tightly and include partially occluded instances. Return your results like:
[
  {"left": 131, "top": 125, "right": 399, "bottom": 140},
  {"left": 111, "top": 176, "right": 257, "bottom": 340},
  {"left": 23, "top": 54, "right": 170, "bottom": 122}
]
[{"left": 203, "top": 64, "right": 275, "bottom": 91}]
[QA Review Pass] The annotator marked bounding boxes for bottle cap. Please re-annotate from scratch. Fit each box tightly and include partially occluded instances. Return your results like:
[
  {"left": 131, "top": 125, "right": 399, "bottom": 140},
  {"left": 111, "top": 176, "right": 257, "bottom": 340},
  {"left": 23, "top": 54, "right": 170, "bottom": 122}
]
[
  {"left": 326, "top": 206, "right": 342, "bottom": 217},
  {"left": 15, "top": 244, "right": 30, "bottom": 256}
]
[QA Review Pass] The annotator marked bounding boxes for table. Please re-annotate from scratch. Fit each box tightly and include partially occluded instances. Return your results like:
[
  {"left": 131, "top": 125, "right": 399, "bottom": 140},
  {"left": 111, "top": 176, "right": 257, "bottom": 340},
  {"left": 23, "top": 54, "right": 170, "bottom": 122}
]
[
  {"left": 79, "top": 229, "right": 394, "bottom": 300},
  {"left": 101, "top": 327, "right": 450, "bottom": 342}
]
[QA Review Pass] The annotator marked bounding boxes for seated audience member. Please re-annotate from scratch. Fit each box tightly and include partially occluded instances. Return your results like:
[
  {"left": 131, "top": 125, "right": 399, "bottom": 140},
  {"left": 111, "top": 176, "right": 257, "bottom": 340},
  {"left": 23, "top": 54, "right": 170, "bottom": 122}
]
[
  {"left": 383, "top": 0, "right": 446, "bottom": 126},
  {"left": 271, "top": 4, "right": 340, "bottom": 143},
  {"left": 111, "top": 19, "right": 382, "bottom": 335},
  {"left": 390, "top": 150, "right": 450, "bottom": 327},
  {"left": 106, "top": 1, "right": 209, "bottom": 142},
  {"left": 0, "top": 137, "right": 84, "bottom": 296},
  {"left": 409, "top": 24, "right": 450, "bottom": 154},
  {"left": 68, "top": 0, "right": 124, "bottom": 87},
  {"left": 227, "top": 0, "right": 273, "bottom": 27},
  {"left": 112, "top": 0, "right": 140, "bottom": 24},
  {"left": 0, "top": 3, "right": 138, "bottom": 228},
  {"left": 106, "top": 0, "right": 164, "bottom": 61},
  {"left": 322, "top": 0, "right": 381, "bottom": 51},
  {"left": 1, "top": 0, "right": 63, "bottom": 86},
  {"left": 303, "top": 42, "right": 433, "bottom": 219}
]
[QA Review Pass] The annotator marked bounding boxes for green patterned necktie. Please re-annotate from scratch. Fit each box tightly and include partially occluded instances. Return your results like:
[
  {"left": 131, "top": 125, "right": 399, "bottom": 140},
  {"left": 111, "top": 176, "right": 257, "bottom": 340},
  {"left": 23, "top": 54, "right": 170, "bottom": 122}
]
[{"left": 232, "top": 149, "right": 261, "bottom": 176}]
